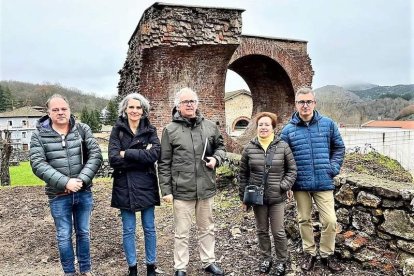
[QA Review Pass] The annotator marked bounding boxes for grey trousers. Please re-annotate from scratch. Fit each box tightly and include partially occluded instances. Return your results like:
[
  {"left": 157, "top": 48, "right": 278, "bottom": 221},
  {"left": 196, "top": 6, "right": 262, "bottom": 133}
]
[{"left": 253, "top": 202, "right": 288, "bottom": 263}]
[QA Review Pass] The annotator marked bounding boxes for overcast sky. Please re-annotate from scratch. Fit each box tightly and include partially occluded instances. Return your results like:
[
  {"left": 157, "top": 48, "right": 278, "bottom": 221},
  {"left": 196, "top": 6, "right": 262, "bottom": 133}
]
[{"left": 1, "top": 0, "right": 412, "bottom": 98}]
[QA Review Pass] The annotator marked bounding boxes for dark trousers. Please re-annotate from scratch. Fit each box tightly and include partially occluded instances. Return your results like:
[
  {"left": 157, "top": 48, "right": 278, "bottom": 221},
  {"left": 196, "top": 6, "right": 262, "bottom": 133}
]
[{"left": 253, "top": 202, "right": 288, "bottom": 263}]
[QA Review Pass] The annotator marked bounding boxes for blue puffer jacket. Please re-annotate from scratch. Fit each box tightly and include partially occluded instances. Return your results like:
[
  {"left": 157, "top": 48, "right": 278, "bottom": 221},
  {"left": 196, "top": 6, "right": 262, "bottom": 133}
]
[{"left": 280, "top": 111, "right": 345, "bottom": 191}]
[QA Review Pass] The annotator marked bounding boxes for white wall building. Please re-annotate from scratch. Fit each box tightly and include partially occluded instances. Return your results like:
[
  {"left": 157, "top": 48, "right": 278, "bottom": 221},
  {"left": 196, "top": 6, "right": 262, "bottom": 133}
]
[
  {"left": 0, "top": 106, "right": 45, "bottom": 150},
  {"left": 340, "top": 127, "right": 414, "bottom": 176}
]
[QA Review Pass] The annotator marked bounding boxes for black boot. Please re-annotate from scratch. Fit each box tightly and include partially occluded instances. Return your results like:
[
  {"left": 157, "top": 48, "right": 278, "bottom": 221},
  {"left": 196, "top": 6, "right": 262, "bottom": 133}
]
[
  {"left": 321, "top": 255, "right": 344, "bottom": 273},
  {"left": 274, "top": 263, "right": 286, "bottom": 276},
  {"left": 147, "top": 264, "right": 156, "bottom": 276},
  {"left": 301, "top": 254, "right": 317, "bottom": 271},
  {"left": 259, "top": 259, "right": 273, "bottom": 274},
  {"left": 128, "top": 264, "right": 138, "bottom": 276}
]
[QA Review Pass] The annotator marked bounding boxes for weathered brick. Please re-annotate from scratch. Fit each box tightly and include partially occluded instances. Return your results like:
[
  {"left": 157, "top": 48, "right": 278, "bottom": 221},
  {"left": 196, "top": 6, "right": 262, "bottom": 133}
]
[{"left": 117, "top": 3, "right": 313, "bottom": 148}]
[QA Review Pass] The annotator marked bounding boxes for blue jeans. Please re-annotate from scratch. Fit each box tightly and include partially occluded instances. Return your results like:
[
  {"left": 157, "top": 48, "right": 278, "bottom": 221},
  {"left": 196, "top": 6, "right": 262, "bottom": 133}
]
[
  {"left": 49, "top": 190, "right": 93, "bottom": 274},
  {"left": 121, "top": 207, "right": 156, "bottom": 266}
]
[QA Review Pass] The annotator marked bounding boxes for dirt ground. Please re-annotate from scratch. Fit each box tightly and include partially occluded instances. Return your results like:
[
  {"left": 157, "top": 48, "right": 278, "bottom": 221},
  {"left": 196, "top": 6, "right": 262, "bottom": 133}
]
[{"left": 0, "top": 183, "right": 388, "bottom": 276}]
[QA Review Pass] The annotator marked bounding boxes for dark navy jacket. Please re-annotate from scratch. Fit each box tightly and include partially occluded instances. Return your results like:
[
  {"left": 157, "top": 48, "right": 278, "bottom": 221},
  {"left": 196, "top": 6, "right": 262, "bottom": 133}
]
[
  {"left": 280, "top": 111, "right": 345, "bottom": 191},
  {"left": 109, "top": 116, "right": 160, "bottom": 211}
]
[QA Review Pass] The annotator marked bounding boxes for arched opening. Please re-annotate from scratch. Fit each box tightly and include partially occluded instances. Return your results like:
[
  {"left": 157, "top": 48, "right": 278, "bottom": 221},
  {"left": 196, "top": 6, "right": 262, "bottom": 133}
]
[
  {"left": 234, "top": 119, "right": 249, "bottom": 130},
  {"left": 228, "top": 54, "right": 294, "bottom": 121},
  {"left": 224, "top": 72, "right": 252, "bottom": 137},
  {"left": 229, "top": 116, "right": 250, "bottom": 137}
]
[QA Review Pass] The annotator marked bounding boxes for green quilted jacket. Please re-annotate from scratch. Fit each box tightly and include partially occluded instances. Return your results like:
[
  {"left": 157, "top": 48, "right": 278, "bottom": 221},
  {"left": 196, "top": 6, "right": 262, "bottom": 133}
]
[
  {"left": 30, "top": 115, "right": 102, "bottom": 197},
  {"left": 158, "top": 108, "right": 226, "bottom": 200}
]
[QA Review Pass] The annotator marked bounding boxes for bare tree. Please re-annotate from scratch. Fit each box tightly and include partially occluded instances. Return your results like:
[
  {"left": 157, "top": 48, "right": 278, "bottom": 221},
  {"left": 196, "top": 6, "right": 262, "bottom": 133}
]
[{"left": 0, "top": 130, "right": 12, "bottom": 186}]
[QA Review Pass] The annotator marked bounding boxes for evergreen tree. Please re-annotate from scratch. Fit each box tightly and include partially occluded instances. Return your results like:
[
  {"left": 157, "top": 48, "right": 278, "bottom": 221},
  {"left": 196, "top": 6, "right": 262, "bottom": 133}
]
[
  {"left": 91, "top": 109, "right": 102, "bottom": 133},
  {"left": 106, "top": 98, "right": 119, "bottom": 125},
  {"left": 80, "top": 107, "right": 102, "bottom": 133},
  {"left": 0, "top": 85, "right": 5, "bottom": 112},
  {"left": 0, "top": 85, "right": 13, "bottom": 111},
  {"left": 80, "top": 107, "right": 90, "bottom": 124}
]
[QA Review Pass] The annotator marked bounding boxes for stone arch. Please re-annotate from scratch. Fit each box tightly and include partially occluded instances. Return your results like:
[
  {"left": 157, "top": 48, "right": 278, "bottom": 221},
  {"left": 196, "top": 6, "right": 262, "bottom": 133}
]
[
  {"left": 117, "top": 3, "right": 313, "bottom": 151},
  {"left": 228, "top": 35, "right": 313, "bottom": 124}
]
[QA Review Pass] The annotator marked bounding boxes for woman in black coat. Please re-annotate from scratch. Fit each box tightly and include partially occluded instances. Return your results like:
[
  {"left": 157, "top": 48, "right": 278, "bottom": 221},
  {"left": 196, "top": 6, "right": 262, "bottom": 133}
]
[
  {"left": 239, "top": 112, "right": 297, "bottom": 276},
  {"left": 108, "top": 92, "right": 160, "bottom": 276}
]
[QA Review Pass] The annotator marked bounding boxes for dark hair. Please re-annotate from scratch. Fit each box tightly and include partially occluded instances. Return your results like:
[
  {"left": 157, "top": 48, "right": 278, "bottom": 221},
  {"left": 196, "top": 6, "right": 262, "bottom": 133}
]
[{"left": 255, "top": 112, "right": 277, "bottom": 128}]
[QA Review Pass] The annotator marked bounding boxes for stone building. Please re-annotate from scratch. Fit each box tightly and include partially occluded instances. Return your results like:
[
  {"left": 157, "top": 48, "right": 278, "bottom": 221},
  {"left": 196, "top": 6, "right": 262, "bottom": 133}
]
[
  {"left": 117, "top": 2, "right": 313, "bottom": 150},
  {"left": 0, "top": 106, "right": 45, "bottom": 150},
  {"left": 224, "top": 89, "right": 252, "bottom": 137}
]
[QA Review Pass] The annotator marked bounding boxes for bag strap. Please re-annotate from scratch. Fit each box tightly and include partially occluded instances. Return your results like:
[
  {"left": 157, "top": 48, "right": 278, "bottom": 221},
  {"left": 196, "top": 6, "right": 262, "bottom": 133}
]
[
  {"left": 260, "top": 145, "right": 277, "bottom": 187},
  {"left": 76, "top": 123, "right": 85, "bottom": 141}
]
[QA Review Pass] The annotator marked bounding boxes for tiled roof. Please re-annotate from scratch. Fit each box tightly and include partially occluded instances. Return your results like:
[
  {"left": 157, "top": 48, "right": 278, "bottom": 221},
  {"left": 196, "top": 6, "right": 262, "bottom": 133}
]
[
  {"left": 0, "top": 106, "right": 46, "bottom": 118},
  {"left": 361, "top": 120, "right": 414, "bottom": 129},
  {"left": 224, "top": 89, "right": 251, "bottom": 101}
]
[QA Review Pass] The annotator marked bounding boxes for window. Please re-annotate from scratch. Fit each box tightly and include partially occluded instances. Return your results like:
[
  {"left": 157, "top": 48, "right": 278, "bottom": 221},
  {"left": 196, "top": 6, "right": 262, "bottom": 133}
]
[
  {"left": 23, "top": 144, "right": 29, "bottom": 151},
  {"left": 22, "top": 132, "right": 27, "bottom": 138},
  {"left": 8, "top": 121, "right": 12, "bottom": 126},
  {"left": 234, "top": 119, "right": 249, "bottom": 130},
  {"left": 22, "top": 120, "right": 27, "bottom": 126}
]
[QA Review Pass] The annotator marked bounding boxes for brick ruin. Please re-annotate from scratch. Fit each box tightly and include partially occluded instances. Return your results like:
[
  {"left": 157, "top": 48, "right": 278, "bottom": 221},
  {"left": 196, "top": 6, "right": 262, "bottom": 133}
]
[{"left": 117, "top": 2, "right": 313, "bottom": 149}]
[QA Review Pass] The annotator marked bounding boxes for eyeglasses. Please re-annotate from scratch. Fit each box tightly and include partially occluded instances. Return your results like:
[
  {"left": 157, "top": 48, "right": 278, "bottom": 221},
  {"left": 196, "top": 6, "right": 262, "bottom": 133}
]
[
  {"left": 180, "top": 100, "right": 197, "bottom": 106},
  {"left": 50, "top": 107, "right": 69, "bottom": 113},
  {"left": 295, "top": 100, "right": 315, "bottom": 107}
]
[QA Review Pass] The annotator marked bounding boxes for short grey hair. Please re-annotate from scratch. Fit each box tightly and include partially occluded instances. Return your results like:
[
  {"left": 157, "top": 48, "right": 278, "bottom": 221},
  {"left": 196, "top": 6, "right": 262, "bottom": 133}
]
[
  {"left": 46, "top": 94, "right": 70, "bottom": 109},
  {"left": 173, "top": 87, "right": 199, "bottom": 108},
  {"left": 295, "top": 87, "right": 316, "bottom": 99},
  {"left": 118, "top": 93, "right": 150, "bottom": 118}
]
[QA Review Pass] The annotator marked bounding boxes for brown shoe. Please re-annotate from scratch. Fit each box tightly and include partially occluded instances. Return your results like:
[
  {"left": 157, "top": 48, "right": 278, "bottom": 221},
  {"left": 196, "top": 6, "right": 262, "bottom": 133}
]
[
  {"left": 321, "top": 256, "right": 344, "bottom": 273},
  {"left": 301, "top": 254, "right": 317, "bottom": 271}
]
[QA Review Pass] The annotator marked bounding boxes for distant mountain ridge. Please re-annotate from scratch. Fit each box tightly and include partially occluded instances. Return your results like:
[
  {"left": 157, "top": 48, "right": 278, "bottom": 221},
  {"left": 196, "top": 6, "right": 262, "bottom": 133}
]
[
  {"left": 0, "top": 80, "right": 108, "bottom": 113},
  {"left": 350, "top": 84, "right": 414, "bottom": 101},
  {"left": 342, "top": 83, "right": 379, "bottom": 91},
  {"left": 315, "top": 84, "right": 414, "bottom": 124},
  {"left": 315, "top": 85, "right": 362, "bottom": 103}
]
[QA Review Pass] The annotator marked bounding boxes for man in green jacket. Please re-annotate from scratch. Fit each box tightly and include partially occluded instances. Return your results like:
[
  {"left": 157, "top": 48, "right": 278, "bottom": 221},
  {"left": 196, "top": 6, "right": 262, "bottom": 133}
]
[
  {"left": 158, "top": 87, "right": 226, "bottom": 276},
  {"left": 30, "top": 94, "right": 102, "bottom": 276}
]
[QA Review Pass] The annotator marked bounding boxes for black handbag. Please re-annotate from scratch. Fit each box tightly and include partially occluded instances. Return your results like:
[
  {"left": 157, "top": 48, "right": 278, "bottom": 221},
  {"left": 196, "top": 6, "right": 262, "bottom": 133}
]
[{"left": 243, "top": 146, "right": 276, "bottom": 206}]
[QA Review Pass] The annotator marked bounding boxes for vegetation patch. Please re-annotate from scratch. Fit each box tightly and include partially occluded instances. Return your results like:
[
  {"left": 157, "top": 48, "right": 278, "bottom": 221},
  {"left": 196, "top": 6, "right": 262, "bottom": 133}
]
[
  {"left": 342, "top": 152, "right": 413, "bottom": 183},
  {"left": 8, "top": 162, "right": 44, "bottom": 186}
]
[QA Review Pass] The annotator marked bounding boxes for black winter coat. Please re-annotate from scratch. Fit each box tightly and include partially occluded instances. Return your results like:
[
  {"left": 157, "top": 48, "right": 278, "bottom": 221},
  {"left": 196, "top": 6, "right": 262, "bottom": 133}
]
[
  {"left": 109, "top": 116, "right": 161, "bottom": 211},
  {"left": 239, "top": 136, "right": 297, "bottom": 205}
]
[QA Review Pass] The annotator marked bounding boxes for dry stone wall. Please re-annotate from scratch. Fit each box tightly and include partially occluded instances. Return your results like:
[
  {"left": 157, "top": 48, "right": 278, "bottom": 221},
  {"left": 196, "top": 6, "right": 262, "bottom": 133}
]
[{"left": 333, "top": 174, "right": 414, "bottom": 274}]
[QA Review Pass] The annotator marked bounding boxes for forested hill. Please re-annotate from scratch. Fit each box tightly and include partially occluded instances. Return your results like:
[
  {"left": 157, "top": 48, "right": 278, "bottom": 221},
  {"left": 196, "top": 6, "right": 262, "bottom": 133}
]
[
  {"left": 350, "top": 84, "right": 414, "bottom": 101},
  {"left": 0, "top": 80, "right": 109, "bottom": 113},
  {"left": 315, "top": 84, "right": 414, "bottom": 124}
]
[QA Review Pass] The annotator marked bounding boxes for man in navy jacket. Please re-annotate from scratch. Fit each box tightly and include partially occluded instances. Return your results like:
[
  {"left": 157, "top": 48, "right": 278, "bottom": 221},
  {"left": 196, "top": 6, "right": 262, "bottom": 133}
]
[{"left": 281, "top": 87, "right": 345, "bottom": 273}]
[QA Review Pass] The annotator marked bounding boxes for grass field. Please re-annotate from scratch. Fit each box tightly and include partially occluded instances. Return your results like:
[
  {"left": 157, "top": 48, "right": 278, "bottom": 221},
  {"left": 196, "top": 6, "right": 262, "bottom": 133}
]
[
  {"left": 8, "top": 161, "right": 44, "bottom": 186},
  {"left": 4, "top": 161, "right": 111, "bottom": 187}
]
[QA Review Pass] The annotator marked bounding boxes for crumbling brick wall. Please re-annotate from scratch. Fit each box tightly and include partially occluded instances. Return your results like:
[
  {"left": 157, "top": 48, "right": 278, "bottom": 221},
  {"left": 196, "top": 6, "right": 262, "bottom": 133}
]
[
  {"left": 118, "top": 3, "right": 244, "bottom": 138},
  {"left": 117, "top": 3, "right": 313, "bottom": 152}
]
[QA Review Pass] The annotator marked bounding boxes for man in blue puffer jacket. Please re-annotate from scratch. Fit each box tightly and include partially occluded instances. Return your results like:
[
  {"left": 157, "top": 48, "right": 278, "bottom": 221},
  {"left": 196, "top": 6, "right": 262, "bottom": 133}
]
[{"left": 281, "top": 87, "right": 345, "bottom": 273}]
